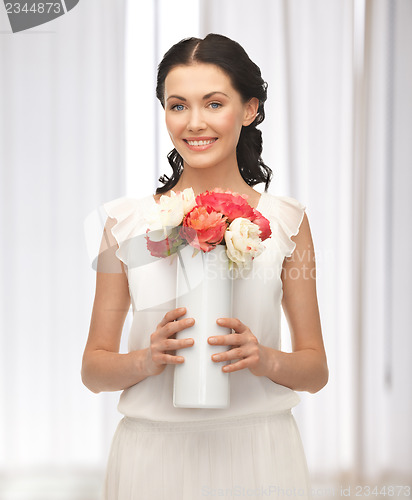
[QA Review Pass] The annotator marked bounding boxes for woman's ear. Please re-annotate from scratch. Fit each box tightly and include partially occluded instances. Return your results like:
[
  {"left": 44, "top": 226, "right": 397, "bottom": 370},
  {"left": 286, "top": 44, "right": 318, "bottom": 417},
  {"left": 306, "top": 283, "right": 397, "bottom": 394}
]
[{"left": 242, "top": 97, "right": 260, "bottom": 126}]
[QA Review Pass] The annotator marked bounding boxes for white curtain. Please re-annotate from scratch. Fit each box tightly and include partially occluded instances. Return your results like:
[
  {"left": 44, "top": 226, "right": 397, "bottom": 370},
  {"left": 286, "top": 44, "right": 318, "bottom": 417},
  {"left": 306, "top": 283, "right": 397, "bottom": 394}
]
[
  {"left": 358, "top": 0, "right": 412, "bottom": 480},
  {"left": 0, "top": 0, "right": 127, "bottom": 497},
  {"left": 1, "top": 0, "right": 411, "bottom": 498}
]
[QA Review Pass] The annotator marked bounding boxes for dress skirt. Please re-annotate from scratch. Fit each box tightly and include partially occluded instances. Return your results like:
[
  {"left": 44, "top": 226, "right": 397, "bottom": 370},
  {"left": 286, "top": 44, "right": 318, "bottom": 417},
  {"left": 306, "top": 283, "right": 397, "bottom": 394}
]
[{"left": 103, "top": 409, "right": 312, "bottom": 500}]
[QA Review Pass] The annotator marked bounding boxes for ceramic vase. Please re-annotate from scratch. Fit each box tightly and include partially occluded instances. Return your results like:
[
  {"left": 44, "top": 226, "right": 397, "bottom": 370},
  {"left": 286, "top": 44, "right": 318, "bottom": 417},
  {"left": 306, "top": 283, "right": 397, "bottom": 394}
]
[{"left": 173, "top": 243, "right": 232, "bottom": 408}]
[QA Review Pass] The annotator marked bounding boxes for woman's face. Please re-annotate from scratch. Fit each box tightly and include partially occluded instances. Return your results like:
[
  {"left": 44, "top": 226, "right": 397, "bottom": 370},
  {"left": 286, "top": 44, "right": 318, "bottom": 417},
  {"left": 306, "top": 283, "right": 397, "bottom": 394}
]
[{"left": 164, "top": 63, "right": 257, "bottom": 171}]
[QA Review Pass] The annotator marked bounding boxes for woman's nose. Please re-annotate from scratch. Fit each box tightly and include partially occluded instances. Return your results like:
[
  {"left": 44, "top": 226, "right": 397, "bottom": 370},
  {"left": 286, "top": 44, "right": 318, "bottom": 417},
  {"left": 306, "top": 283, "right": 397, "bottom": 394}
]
[{"left": 187, "top": 109, "right": 206, "bottom": 132}]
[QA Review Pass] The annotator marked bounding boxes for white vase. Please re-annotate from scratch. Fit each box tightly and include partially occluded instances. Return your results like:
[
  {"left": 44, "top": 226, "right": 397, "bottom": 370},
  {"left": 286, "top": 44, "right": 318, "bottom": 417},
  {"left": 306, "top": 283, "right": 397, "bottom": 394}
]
[{"left": 173, "top": 244, "right": 232, "bottom": 408}]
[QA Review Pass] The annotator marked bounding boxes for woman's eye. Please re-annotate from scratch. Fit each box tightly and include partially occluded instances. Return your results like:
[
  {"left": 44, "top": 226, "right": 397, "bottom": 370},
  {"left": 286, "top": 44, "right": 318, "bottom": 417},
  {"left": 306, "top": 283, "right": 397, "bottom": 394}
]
[
  {"left": 209, "top": 102, "right": 221, "bottom": 109},
  {"left": 171, "top": 104, "right": 185, "bottom": 111}
]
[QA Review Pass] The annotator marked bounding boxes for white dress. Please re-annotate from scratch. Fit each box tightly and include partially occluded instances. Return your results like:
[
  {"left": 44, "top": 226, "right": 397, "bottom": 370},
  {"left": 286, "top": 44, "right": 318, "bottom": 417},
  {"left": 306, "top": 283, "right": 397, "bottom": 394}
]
[{"left": 100, "top": 190, "right": 311, "bottom": 500}]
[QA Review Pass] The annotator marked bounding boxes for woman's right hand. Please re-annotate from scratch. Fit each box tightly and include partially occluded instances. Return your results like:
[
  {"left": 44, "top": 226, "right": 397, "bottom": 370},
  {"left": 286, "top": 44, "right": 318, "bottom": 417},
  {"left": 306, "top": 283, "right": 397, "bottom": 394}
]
[{"left": 144, "top": 307, "right": 195, "bottom": 377}]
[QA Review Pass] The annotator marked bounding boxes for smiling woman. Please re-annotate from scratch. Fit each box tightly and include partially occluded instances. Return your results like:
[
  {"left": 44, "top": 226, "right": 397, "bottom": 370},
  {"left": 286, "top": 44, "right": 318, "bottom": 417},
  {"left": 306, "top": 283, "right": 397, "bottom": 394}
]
[
  {"left": 82, "top": 33, "right": 328, "bottom": 500},
  {"left": 155, "top": 34, "right": 271, "bottom": 197},
  {"left": 163, "top": 63, "right": 258, "bottom": 178}
]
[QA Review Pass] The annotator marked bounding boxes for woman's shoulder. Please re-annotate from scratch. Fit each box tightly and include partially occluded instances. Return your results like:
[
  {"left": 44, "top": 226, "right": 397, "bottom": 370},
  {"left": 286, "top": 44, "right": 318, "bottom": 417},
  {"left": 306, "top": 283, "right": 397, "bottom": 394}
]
[
  {"left": 260, "top": 191, "right": 307, "bottom": 259},
  {"left": 102, "top": 193, "right": 155, "bottom": 247},
  {"left": 261, "top": 191, "right": 306, "bottom": 213}
]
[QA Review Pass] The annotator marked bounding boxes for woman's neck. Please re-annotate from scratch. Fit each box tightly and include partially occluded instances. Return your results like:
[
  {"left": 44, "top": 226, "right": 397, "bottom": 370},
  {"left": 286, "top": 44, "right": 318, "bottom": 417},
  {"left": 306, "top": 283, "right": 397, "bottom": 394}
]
[{"left": 171, "top": 162, "right": 253, "bottom": 197}]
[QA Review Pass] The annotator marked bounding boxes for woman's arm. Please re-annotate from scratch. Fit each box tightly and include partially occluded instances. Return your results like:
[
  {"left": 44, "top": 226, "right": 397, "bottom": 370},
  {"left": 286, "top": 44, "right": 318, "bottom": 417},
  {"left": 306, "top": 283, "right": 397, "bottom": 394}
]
[
  {"left": 81, "top": 217, "right": 196, "bottom": 393},
  {"left": 81, "top": 270, "right": 151, "bottom": 394},
  {"left": 81, "top": 218, "right": 150, "bottom": 394},
  {"left": 263, "top": 212, "right": 328, "bottom": 393}
]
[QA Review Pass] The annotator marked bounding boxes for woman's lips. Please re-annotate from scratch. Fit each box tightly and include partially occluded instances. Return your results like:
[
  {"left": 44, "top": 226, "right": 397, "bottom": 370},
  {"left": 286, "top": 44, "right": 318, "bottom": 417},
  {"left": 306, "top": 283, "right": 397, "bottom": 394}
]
[{"left": 183, "top": 138, "right": 218, "bottom": 151}]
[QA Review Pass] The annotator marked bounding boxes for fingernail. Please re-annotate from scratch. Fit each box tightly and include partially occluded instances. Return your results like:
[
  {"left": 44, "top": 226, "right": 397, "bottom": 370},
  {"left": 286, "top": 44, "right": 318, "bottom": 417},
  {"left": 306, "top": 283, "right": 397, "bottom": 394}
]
[
  {"left": 209, "top": 338, "right": 217, "bottom": 344},
  {"left": 217, "top": 319, "right": 224, "bottom": 324}
]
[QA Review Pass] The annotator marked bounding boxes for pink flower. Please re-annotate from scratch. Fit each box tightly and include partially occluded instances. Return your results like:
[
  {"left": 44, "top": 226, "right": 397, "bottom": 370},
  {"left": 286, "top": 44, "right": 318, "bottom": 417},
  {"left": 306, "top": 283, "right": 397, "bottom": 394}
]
[
  {"left": 145, "top": 227, "right": 184, "bottom": 258},
  {"left": 195, "top": 189, "right": 254, "bottom": 223},
  {"left": 182, "top": 205, "right": 228, "bottom": 252}
]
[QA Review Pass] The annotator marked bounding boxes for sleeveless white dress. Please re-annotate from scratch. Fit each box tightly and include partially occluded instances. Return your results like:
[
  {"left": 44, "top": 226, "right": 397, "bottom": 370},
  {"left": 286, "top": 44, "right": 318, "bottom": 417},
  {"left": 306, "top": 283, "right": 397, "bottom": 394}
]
[{"left": 100, "top": 190, "right": 311, "bottom": 500}]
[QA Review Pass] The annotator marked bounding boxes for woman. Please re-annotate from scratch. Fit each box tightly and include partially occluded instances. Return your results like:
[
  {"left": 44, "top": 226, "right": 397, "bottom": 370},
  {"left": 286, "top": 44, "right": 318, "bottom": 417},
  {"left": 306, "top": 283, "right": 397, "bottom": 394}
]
[{"left": 82, "top": 33, "right": 328, "bottom": 500}]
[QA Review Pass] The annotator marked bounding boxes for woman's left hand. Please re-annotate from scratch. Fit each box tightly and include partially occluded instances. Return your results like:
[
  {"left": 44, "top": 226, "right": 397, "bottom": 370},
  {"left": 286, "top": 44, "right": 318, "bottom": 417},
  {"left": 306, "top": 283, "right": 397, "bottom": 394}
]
[{"left": 208, "top": 318, "right": 269, "bottom": 377}]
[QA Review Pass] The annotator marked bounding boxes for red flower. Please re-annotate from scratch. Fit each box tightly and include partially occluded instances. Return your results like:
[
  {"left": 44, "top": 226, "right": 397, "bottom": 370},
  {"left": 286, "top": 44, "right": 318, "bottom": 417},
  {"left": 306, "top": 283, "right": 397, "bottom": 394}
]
[
  {"left": 249, "top": 209, "right": 271, "bottom": 241},
  {"left": 196, "top": 189, "right": 271, "bottom": 241},
  {"left": 195, "top": 189, "right": 254, "bottom": 223},
  {"left": 182, "top": 205, "right": 227, "bottom": 252}
]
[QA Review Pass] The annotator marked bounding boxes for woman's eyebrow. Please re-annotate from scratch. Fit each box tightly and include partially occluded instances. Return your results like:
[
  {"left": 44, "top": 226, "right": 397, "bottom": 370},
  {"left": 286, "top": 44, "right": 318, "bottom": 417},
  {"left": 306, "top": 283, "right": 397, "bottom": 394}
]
[
  {"left": 166, "top": 95, "right": 187, "bottom": 102},
  {"left": 166, "top": 91, "right": 230, "bottom": 102},
  {"left": 203, "top": 91, "right": 230, "bottom": 100}
]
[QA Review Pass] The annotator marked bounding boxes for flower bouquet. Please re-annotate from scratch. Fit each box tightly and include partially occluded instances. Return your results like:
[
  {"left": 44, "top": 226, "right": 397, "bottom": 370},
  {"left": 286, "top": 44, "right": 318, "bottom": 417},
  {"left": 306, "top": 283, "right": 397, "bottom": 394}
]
[
  {"left": 145, "top": 188, "right": 272, "bottom": 408},
  {"left": 145, "top": 187, "right": 271, "bottom": 267}
]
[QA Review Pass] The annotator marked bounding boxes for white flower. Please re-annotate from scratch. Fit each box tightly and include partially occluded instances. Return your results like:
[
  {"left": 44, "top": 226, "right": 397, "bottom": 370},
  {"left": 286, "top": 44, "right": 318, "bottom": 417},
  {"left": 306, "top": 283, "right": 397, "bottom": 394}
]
[
  {"left": 224, "top": 217, "right": 263, "bottom": 269},
  {"left": 180, "top": 187, "right": 196, "bottom": 215},
  {"left": 146, "top": 188, "right": 196, "bottom": 237}
]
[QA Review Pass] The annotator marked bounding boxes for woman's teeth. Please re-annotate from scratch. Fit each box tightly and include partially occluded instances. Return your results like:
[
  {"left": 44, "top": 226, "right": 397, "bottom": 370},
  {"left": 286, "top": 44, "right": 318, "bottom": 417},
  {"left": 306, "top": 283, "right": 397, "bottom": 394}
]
[{"left": 186, "top": 139, "right": 216, "bottom": 146}]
